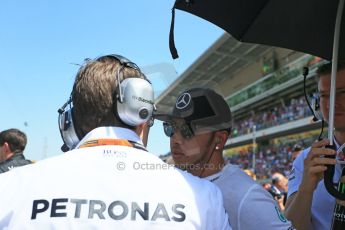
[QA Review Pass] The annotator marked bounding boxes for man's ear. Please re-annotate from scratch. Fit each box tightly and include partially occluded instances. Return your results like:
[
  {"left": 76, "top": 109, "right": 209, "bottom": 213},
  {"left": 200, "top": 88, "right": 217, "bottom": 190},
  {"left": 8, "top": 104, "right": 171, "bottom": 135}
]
[
  {"left": 3, "top": 142, "right": 11, "bottom": 153},
  {"left": 3, "top": 142, "right": 14, "bottom": 160},
  {"left": 215, "top": 131, "right": 229, "bottom": 147}
]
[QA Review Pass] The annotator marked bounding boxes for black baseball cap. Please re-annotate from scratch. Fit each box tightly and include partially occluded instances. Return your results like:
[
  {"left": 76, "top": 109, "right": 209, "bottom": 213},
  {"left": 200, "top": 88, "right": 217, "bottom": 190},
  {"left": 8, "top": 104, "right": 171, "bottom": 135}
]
[{"left": 155, "top": 88, "right": 232, "bottom": 134}]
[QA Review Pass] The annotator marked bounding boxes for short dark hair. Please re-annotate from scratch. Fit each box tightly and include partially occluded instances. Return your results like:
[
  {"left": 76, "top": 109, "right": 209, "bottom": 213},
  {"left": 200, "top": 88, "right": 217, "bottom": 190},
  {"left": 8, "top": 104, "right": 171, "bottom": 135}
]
[
  {"left": 272, "top": 177, "right": 280, "bottom": 185},
  {"left": 72, "top": 56, "right": 145, "bottom": 136},
  {"left": 292, "top": 144, "right": 302, "bottom": 152},
  {"left": 0, "top": 129, "right": 27, "bottom": 154},
  {"left": 317, "top": 60, "right": 345, "bottom": 76}
]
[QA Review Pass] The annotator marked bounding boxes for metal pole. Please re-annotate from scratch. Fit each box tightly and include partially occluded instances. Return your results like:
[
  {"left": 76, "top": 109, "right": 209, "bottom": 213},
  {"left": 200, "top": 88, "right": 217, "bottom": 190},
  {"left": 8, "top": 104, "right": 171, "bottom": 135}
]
[
  {"left": 252, "top": 125, "right": 256, "bottom": 172},
  {"left": 329, "top": 0, "right": 344, "bottom": 145}
]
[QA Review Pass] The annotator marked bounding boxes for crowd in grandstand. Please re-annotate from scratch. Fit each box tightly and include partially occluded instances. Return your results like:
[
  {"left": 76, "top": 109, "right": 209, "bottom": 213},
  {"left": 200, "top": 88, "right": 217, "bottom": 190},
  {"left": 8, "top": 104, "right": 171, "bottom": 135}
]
[
  {"left": 232, "top": 95, "right": 313, "bottom": 137},
  {"left": 226, "top": 143, "right": 306, "bottom": 180}
]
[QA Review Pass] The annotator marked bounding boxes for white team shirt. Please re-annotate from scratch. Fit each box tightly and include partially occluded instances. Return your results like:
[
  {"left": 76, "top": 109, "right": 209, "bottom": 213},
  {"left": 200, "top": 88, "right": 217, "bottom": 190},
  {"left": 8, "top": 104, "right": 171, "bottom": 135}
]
[
  {"left": 0, "top": 127, "right": 230, "bottom": 230},
  {"left": 206, "top": 164, "right": 295, "bottom": 230},
  {"left": 288, "top": 145, "right": 343, "bottom": 230}
]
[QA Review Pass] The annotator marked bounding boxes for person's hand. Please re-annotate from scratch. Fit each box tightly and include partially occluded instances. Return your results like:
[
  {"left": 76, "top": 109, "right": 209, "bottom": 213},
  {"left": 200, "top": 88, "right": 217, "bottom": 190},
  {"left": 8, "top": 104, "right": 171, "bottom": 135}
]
[
  {"left": 275, "top": 194, "right": 285, "bottom": 211},
  {"left": 300, "top": 139, "right": 336, "bottom": 193}
]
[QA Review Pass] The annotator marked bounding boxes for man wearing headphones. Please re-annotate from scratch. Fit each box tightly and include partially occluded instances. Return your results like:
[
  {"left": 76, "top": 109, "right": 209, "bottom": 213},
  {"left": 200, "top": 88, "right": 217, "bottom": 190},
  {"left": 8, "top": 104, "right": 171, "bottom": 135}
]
[
  {"left": 0, "top": 55, "right": 230, "bottom": 229},
  {"left": 285, "top": 61, "right": 345, "bottom": 230},
  {"left": 156, "top": 88, "right": 295, "bottom": 230},
  {"left": 0, "top": 128, "right": 31, "bottom": 173}
]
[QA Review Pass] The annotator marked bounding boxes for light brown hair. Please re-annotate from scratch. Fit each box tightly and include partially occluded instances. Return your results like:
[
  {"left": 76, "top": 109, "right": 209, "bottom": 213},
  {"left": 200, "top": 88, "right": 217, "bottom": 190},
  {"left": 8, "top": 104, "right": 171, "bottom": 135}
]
[{"left": 72, "top": 55, "right": 144, "bottom": 136}]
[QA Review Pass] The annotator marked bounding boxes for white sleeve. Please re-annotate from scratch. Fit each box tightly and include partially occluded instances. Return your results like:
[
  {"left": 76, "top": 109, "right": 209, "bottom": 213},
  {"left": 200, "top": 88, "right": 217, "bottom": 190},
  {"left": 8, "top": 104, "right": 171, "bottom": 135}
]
[
  {"left": 209, "top": 185, "right": 232, "bottom": 230},
  {"left": 237, "top": 184, "right": 295, "bottom": 230},
  {"left": 287, "top": 147, "right": 310, "bottom": 198}
]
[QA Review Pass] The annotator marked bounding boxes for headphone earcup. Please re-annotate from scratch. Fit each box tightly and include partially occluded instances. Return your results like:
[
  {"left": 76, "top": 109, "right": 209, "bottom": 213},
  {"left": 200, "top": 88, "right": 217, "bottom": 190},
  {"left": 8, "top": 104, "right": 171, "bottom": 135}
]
[
  {"left": 116, "top": 78, "right": 154, "bottom": 126},
  {"left": 58, "top": 107, "right": 80, "bottom": 151},
  {"left": 311, "top": 95, "right": 323, "bottom": 121}
]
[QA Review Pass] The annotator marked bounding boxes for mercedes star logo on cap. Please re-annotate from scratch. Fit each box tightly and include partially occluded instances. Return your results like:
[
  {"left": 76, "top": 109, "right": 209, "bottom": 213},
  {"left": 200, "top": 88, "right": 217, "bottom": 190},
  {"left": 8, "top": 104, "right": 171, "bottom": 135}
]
[{"left": 176, "top": 93, "right": 191, "bottom": 110}]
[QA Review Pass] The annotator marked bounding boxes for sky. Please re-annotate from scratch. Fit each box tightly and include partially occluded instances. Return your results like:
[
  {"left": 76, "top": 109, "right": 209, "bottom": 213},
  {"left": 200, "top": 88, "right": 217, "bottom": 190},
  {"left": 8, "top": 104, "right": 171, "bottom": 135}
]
[{"left": 0, "top": 0, "right": 223, "bottom": 160}]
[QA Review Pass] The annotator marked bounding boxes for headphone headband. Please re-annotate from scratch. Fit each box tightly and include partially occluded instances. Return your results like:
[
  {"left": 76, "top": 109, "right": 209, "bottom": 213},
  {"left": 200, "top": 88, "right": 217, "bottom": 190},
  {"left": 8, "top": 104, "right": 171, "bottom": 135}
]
[{"left": 96, "top": 54, "right": 150, "bottom": 82}]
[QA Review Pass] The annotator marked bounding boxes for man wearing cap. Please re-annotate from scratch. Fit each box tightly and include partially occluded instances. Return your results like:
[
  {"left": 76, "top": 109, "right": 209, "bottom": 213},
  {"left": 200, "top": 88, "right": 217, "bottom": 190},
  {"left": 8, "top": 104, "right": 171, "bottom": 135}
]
[
  {"left": 271, "top": 172, "right": 289, "bottom": 210},
  {"left": 156, "top": 87, "right": 295, "bottom": 230}
]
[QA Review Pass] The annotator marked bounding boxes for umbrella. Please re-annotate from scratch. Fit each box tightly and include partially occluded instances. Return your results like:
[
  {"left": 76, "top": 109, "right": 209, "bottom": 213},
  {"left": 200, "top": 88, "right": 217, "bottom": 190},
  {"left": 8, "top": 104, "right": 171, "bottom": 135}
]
[
  {"left": 170, "top": 0, "right": 345, "bottom": 61},
  {"left": 169, "top": 0, "right": 345, "bottom": 199}
]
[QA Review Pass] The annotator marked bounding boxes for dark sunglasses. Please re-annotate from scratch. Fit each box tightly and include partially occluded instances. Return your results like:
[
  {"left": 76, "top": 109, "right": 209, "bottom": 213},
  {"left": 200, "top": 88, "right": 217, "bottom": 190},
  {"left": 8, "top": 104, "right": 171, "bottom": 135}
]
[{"left": 163, "top": 121, "right": 194, "bottom": 139}]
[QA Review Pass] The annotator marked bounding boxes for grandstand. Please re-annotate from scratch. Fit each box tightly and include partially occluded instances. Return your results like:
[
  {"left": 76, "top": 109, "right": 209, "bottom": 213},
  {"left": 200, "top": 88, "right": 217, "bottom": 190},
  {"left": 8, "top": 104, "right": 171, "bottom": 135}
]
[{"left": 156, "top": 33, "right": 325, "bottom": 180}]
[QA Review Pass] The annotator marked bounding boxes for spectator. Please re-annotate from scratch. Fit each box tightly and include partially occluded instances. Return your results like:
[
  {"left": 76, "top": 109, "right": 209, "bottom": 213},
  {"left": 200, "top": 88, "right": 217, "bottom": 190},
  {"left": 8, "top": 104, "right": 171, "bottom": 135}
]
[
  {"left": 0, "top": 128, "right": 31, "bottom": 173},
  {"left": 0, "top": 55, "right": 230, "bottom": 229},
  {"left": 271, "top": 172, "right": 288, "bottom": 207},
  {"left": 272, "top": 172, "right": 288, "bottom": 195},
  {"left": 157, "top": 87, "right": 295, "bottom": 230},
  {"left": 285, "top": 61, "right": 345, "bottom": 230}
]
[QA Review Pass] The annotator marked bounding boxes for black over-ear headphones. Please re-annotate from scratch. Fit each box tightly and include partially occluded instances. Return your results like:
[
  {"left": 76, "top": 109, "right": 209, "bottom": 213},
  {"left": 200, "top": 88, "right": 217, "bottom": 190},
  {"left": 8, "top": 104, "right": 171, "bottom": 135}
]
[
  {"left": 303, "top": 66, "right": 324, "bottom": 141},
  {"left": 303, "top": 67, "right": 323, "bottom": 122},
  {"left": 58, "top": 54, "right": 155, "bottom": 151},
  {"left": 311, "top": 93, "right": 323, "bottom": 121}
]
